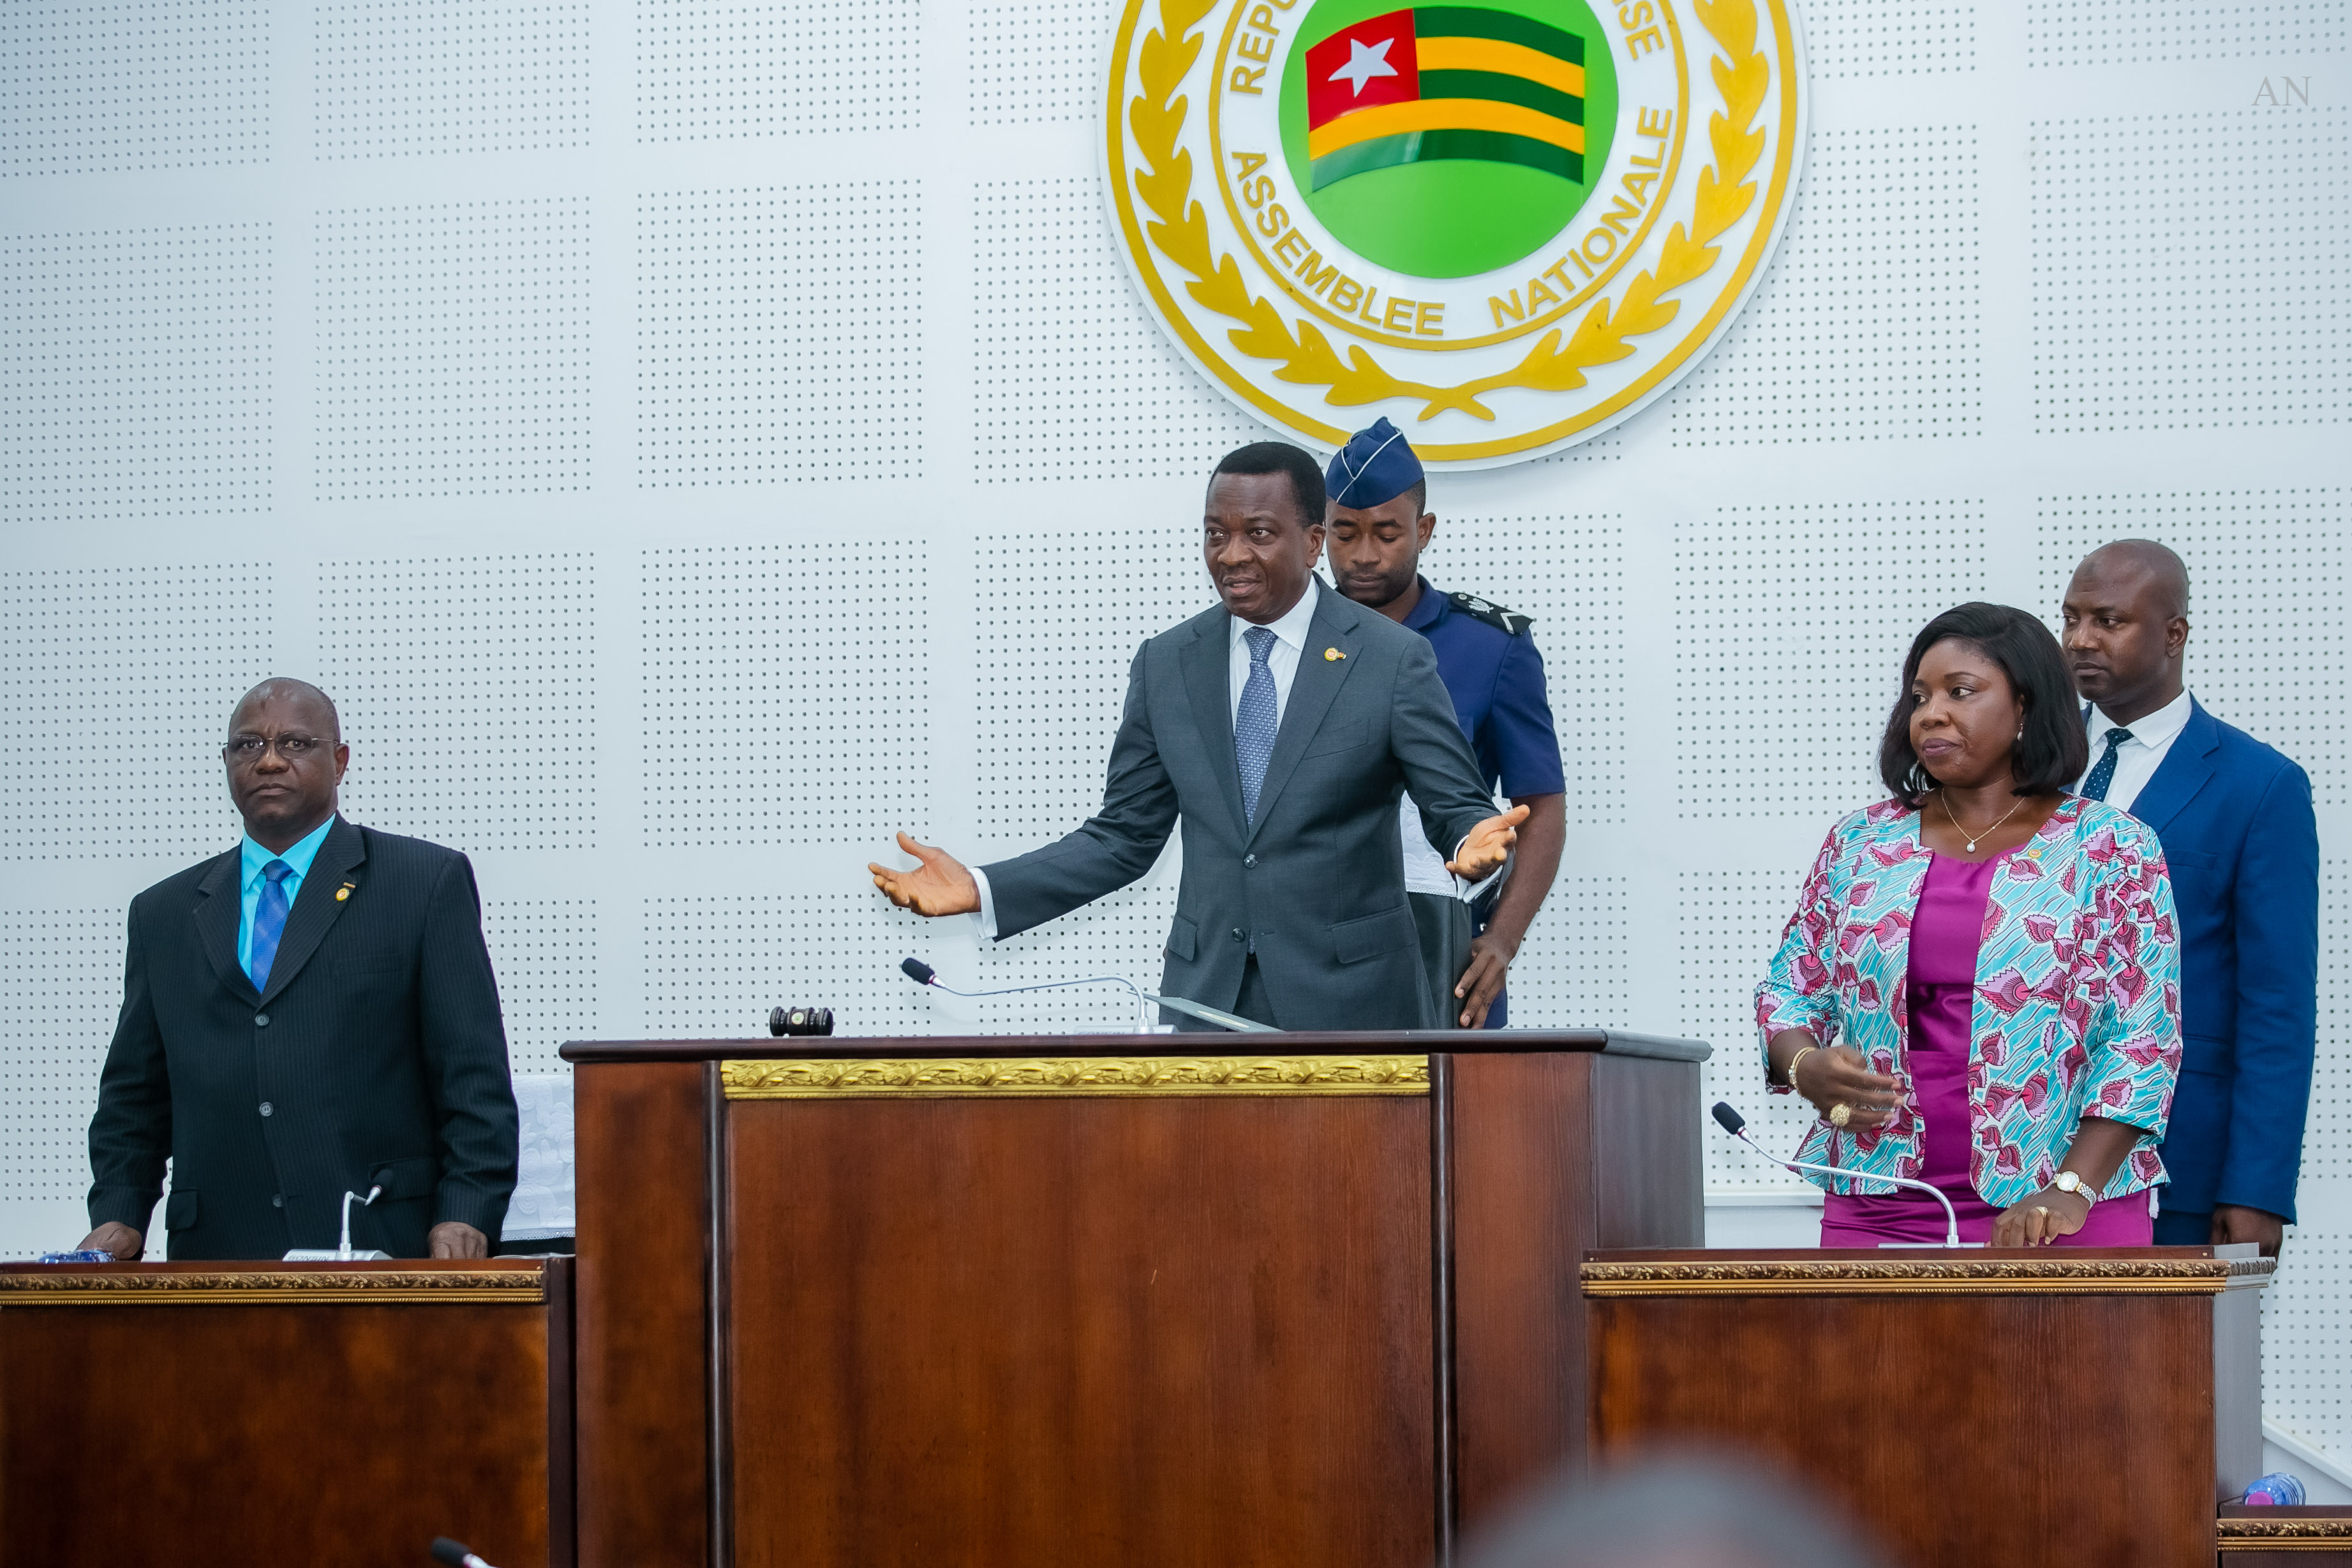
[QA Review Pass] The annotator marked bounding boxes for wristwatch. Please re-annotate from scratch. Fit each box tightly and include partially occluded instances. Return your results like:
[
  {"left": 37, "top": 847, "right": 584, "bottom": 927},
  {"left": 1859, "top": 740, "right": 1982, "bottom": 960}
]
[{"left": 2051, "top": 1170, "right": 2096, "bottom": 1207}]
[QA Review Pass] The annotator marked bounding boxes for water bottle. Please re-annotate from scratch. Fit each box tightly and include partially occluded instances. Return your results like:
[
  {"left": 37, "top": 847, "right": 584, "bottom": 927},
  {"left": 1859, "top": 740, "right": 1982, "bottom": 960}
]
[{"left": 2243, "top": 1472, "right": 2307, "bottom": 1506}]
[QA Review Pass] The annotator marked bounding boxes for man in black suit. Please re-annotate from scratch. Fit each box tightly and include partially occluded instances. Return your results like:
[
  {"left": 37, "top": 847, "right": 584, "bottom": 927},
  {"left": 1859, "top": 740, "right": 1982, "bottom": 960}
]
[
  {"left": 872, "top": 441, "right": 1525, "bottom": 1030},
  {"left": 79, "top": 679, "right": 517, "bottom": 1261}
]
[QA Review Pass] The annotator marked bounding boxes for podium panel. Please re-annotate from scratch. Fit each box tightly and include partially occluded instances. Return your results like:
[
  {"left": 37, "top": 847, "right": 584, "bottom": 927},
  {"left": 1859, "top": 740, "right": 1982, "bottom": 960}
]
[
  {"left": 567, "top": 1030, "right": 1708, "bottom": 1568},
  {"left": 1584, "top": 1249, "right": 2275, "bottom": 1568},
  {"left": 0, "top": 1259, "right": 574, "bottom": 1568}
]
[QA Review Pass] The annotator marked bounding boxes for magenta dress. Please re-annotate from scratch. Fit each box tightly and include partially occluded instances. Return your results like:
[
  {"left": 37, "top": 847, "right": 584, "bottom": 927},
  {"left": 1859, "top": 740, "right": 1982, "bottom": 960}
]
[{"left": 1820, "top": 851, "right": 2156, "bottom": 1247}]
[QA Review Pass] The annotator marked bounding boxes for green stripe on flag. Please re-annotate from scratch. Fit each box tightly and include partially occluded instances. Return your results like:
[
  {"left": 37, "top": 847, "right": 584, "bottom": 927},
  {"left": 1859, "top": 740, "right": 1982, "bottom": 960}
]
[
  {"left": 1309, "top": 128, "right": 1585, "bottom": 191},
  {"left": 1416, "top": 68, "right": 1583, "bottom": 124},
  {"left": 1412, "top": 6, "right": 1584, "bottom": 64}
]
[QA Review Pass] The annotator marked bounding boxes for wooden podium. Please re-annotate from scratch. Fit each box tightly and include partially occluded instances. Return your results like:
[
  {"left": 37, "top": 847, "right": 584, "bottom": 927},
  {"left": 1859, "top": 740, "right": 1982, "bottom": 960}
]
[
  {"left": 0, "top": 1257, "right": 574, "bottom": 1568},
  {"left": 1583, "top": 1248, "right": 2277, "bottom": 1568},
  {"left": 563, "top": 1030, "right": 1708, "bottom": 1568}
]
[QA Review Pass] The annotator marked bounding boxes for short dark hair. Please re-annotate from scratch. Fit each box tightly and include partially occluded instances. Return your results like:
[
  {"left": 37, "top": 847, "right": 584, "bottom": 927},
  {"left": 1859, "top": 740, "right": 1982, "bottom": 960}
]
[
  {"left": 1209, "top": 441, "right": 1325, "bottom": 531},
  {"left": 1878, "top": 602, "right": 2088, "bottom": 806}
]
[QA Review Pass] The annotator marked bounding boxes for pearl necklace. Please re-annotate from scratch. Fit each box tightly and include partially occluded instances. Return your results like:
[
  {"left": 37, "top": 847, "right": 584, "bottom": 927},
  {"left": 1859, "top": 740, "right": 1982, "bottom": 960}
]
[{"left": 1940, "top": 790, "right": 2030, "bottom": 854}]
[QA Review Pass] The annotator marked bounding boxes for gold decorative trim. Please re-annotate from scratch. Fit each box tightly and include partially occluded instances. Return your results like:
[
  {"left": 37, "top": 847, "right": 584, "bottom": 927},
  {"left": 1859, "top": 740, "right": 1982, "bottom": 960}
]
[
  {"left": 2220, "top": 1517, "right": 2352, "bottom": 1550},
  {"left": 1583, "top": 1257, "right": 2275, "bottom": 1298},
  {"left": 723, "top": 1054, "right": 1430, "bottom": 1098},
  {"left": 0, "top": 1269, "right": 544, "bottom": 1306}
]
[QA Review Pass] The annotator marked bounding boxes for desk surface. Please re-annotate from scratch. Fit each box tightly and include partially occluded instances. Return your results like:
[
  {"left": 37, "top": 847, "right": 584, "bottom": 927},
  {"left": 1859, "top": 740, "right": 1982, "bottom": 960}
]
[{"left": 560, "top": 1026, "right": 1713, "bottom": 1063}]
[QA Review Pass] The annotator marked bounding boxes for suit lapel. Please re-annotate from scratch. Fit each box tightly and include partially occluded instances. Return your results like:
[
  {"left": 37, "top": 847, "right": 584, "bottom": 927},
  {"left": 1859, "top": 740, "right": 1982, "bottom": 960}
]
[
  {"left": 257, "top": 817, "right": 368, "bottom": 1007},
  {"left": 192, "top": 847, "right": 257, "bottom": 1003},
  {"left": 1244, "top": 586, "right": 1358, "bottom": 847},
  {"left": 1181, "top": 616, "right": 1249, "bottom": 842},
  {"left": 2120, "top": 700, "right": 2221, "bottom": 837}
]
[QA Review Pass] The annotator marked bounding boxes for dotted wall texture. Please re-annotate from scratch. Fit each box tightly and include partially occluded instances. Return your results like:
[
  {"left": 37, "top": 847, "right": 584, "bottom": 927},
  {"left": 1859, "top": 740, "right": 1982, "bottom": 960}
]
[
  {"left": 634, "top": 0, "right": 919, "bottom": 141},
  {"left": 0, "top": 910, "right": 120, "bottom": 1202},
  {"left": 0, "top": 225, "right": 272, "bottom": 519},
  {"left": 641, "top": 892, "right": 938, "bottom": 1037},
  {"left": 969, "top": 0, "right": 1119, "bottom": 125},
  {"left": 1805, "top": 0, "right": 1976, "bottom": 77},
  {"left": 2035, "top": 489, "right": 2346, "bottom": 806},
  {"left": 1420, "top": 515, "right": 1626, "bottom": 824},
  {"left": 0, "top": 1, "right": 271, "bottom": 175},
  {"left": 969, "top": 883, "right": 1181, "bottom": 1033},
  {"left": 2030, "top": 110, "right": 2348, "bottom": 434},
  {"left": 1683, "top": 868, "right": 1812, "bottom": 1194},
  {"left": 315, "top": 198, "right": 592, "bottom": 499},
  {"left": 484, "top": 898, "right": 599, "bottom": 1073},
  {"left": 1675, "top": 503, "right": 1989, "bottom": 819},
  {"left": 314, "top": 0, "right": 592, "bottom": 158},
  {"left": 636, "top": 183, "right": 923, "bottom": 486},
  {"left": 639, "top": 544, "right": 930, "bottom": 846},
  {"left": 1510, "top": 874, "right": 1635, "bottom": 1029},
  {"left": 2028, "top": 0, "right": 2346, "bottom": 64},
  {"left": 317, "top": 554, "right": 598, "bottom": 850},
  {"left": 972, "top": 524, "right": 1205, "bottom": 842},
  {"left": 1669, "top": 126, "right": 1984, "bottom": 445},
  {"left": 0, "top": 565, "right": 271, "bottom": 860},
  {"left": 974, "top": 177, "right": 1263, "bottom": 480}
]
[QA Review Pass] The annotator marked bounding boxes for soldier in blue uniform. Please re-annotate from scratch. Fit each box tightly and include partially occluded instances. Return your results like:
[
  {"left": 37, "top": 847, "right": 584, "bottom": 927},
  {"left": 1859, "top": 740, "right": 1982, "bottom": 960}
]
[{"left": 1324, "top": 418, "right": 1567, "bottom": 1028}]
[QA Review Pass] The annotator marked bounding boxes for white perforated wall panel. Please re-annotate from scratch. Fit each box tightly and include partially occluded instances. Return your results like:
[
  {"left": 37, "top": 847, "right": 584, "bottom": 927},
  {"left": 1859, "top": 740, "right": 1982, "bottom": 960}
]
[{"left": 1, "top": 0, "right": 2346, "bottom": 1480}]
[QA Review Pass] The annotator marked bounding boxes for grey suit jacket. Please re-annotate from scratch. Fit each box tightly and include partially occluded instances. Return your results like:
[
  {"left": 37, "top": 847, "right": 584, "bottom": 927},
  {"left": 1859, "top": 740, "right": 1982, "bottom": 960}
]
[{"left": 983, "top": 582, "right": 1499, "bottom": 1030}]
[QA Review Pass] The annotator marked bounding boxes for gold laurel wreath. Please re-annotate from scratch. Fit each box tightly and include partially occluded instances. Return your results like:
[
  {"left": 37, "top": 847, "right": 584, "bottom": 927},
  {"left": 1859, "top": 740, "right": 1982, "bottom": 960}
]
[{"left": 1127, "top": 0, "right": 1768, "bottom": 422}]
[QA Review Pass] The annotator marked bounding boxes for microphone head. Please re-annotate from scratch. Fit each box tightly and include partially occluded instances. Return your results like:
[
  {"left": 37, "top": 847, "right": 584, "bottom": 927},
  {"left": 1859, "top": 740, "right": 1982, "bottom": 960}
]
[
  {"left": 900, "top": 957, "right": 937, "bottom": 985},
  {"left": 429, "top": 1540, "right": 472, "bottom": 1567},
  {"left": 1711, "top": 1101, "right": 1746, "bottom": 1135},
  {"left": 364, "top": 1184, "right": 383, "bottom": 1206}
]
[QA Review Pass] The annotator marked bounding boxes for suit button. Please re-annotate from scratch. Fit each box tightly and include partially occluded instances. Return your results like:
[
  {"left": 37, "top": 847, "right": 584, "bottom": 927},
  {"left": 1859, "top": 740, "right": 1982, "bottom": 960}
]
[
  {"left": 255, "top": 1013, "right": 269, "bottom": 1027},
  {"left": 272, "top": 1194, "right": 285, "bottom": 1208},
  {"left": 1244, "top": 854, "right": 1258, "bottom": 868},
  {"left": 1230, "top": 927, "right": 1246, "bottom": 942},
  {"left": 258, "top": 1102, "right": 274, "bottom": 1118}
]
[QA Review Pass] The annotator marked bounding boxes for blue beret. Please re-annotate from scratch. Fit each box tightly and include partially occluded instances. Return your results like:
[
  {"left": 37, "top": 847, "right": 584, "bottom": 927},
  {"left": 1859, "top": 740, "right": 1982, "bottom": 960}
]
[{"left": 1325, "top": 417, "right": 1425, "bottom": 510}]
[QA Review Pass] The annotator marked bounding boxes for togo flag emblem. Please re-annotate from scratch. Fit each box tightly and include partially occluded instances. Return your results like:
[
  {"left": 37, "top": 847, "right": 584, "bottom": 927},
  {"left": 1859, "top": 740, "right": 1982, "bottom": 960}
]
[{"left": 1104, "top": 0, "right": 1808, "bottom": 463}]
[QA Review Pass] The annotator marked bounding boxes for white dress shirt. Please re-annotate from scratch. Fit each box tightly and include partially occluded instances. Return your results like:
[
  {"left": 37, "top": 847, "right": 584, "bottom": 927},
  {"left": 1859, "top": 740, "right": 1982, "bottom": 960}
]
[{"left": 2076, "top": 688, "right": 2194, "bottom": 813}]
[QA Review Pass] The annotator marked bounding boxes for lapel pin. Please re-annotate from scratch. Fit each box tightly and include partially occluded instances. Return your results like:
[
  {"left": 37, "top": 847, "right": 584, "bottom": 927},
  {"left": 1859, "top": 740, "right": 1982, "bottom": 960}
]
[
  {"left": 1324, "top": 647, "right": 1346, "bottom": 662},
  {"left": 336, "top": 882, "right": 355, "bottom": 902}
]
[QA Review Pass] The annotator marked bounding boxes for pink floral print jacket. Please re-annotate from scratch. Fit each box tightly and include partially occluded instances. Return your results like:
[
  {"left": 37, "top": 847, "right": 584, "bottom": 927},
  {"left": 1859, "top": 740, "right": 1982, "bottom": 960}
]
[{"left": 1755, "top": 795, "right": 2183, "bottom": 1209}]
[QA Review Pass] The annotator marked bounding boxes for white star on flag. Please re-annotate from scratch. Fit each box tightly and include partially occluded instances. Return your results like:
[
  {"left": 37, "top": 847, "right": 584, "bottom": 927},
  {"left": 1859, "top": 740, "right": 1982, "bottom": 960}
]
[{"left": 1328, "top": 36, "right": 1400, "bottom": 96}]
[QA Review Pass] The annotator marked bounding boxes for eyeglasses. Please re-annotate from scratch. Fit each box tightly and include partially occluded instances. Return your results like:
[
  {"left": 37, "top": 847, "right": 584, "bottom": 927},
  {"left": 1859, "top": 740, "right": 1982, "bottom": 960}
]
[{"left": 223, "top": 734, "right": 334, "bottom": 762}]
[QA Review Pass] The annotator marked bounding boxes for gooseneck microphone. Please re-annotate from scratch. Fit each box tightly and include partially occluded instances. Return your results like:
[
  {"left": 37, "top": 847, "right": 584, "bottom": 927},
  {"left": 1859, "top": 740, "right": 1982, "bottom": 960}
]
[
  {"left": 1713, "top": 1101, "right": 1967, "bottom": 1248},
  {"left": 899, "top": 958, "right": 1277, "bottom": 1033},
  {"left": 429, "top": 1537, "right": 499, "bottom": 1568}
]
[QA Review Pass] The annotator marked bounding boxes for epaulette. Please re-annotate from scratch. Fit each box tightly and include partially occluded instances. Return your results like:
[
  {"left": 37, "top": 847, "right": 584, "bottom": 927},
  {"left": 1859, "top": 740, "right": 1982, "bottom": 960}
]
[{"left": 1448, "top": 591, "right": 1531, "bottom": 637}]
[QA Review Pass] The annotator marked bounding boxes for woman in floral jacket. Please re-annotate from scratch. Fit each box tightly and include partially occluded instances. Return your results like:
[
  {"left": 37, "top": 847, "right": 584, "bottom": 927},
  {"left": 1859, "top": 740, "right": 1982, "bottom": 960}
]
[{"left": 1757, "top": 603, "right": 2182, "bottom": 1246}]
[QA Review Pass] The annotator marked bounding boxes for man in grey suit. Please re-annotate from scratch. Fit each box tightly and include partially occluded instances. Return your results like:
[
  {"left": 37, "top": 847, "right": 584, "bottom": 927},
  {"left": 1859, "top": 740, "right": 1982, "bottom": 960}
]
[{"left": 872, "top": 441, "right": 1526, "bottom": 1030}]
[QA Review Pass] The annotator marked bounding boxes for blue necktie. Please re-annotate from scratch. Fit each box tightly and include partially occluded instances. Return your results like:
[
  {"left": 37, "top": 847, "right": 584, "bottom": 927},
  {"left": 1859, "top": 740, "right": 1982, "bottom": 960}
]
[
  {"left": 249, "top": 859, "right": 294, "bottom": 989},
  {"left": 2078, "top": 726, "right": 2132, "bottom": 802},
  {"left": 1236, "top": 625, "right": 1278, "bottom": 827}
]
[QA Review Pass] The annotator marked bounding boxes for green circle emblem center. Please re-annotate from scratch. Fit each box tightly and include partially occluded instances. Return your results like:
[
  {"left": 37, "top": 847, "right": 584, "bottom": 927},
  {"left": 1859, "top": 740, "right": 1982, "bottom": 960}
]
[{"left": 1279, "top": 0, "right": 1619, "bottom": 280}]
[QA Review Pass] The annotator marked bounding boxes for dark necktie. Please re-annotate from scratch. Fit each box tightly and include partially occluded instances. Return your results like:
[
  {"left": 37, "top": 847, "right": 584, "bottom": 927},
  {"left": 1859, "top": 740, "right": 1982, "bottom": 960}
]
[
  {"left": 249, "top": 860, "right": 294, "bottom": 989},
  {"left": 2078, "top": 726, "right": 2132, "bottom": 802},
  {"left": 1235, "top": 626, "right": 1278, "bottom": 827}
]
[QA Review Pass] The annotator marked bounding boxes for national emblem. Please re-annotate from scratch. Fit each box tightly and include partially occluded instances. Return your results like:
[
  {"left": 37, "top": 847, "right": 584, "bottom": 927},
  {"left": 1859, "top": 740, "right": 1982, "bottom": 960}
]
[{"left": 1103, "top": 0, "right": 1808, "bottom": 462}]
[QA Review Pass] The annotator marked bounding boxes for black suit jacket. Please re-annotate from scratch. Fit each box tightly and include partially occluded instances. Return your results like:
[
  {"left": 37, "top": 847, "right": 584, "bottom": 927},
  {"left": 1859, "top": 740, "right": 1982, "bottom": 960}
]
[
  {"left": 87, "top": 817, "right": 519, "bottom": 1259},
  {"left": 983, "top": 584, "right": 1500, "bottom": 1030}
]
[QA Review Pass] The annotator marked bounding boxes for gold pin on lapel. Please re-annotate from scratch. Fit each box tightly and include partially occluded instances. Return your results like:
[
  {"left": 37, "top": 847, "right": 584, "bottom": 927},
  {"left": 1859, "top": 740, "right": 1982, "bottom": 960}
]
[
  {"left": 1324, "top": 647, "right": 1346, "bottom": 662},
  {"left": 335, "top": 882, "right": 355, "bottom": 902}
]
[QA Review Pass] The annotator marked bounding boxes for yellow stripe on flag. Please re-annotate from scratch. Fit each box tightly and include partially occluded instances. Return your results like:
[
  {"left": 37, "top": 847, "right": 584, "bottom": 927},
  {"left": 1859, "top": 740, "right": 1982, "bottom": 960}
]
[
  {"left": 1414, "top": 36, "right": 1587, "bottom": 98},
  {"left": 1306, "top": 97, "right": 1589, "bottom": 160}
]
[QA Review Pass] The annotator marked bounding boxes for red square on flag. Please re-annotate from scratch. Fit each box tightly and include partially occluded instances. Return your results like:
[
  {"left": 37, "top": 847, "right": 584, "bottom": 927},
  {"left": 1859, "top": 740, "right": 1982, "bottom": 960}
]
[{"left": 1305, "top": 10, "right": 1420, "bottom": 132}]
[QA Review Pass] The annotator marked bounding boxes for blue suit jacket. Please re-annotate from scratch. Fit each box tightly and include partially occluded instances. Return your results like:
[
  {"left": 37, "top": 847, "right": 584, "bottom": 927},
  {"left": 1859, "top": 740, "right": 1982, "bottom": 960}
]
[{"left": 2122, "top": 700, "right": 2318, "bottom": 1221}]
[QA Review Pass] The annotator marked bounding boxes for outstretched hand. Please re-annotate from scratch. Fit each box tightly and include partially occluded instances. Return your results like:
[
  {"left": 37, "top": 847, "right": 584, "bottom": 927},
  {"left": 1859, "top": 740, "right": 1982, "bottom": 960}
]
[
  {"left": 1447, "top": 804, "right": 1531, "bottom": 882},
  {"left": 870, "top": 831, "right": 982, "bottom": 917}
]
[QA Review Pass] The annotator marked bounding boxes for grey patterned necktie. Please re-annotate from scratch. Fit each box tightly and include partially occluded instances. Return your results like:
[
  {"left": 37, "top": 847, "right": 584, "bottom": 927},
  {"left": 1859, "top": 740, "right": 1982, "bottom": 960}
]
[
  {"left": 1235, "top": 625, "right": 1278, "bottom": 826},
  {"left": 2078, "top": 726, "right": 2132, "bottom": 801}
]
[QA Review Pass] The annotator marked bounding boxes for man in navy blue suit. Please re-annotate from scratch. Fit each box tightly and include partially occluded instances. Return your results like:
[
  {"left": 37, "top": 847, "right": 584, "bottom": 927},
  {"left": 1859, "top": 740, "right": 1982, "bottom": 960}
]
[{"left": 2061, "top": 540, "right": 2318, "bottom": 1255}]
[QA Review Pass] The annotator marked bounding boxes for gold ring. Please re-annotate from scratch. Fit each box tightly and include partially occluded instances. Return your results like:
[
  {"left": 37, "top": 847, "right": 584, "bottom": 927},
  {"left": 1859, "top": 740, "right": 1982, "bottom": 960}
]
[
  {"left": 1828, "top": 1102, "right": 1852, "bottom": 1128},
  {"left": 2032, "top": 1206, "right": 2051, "bottom": 1218}
]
